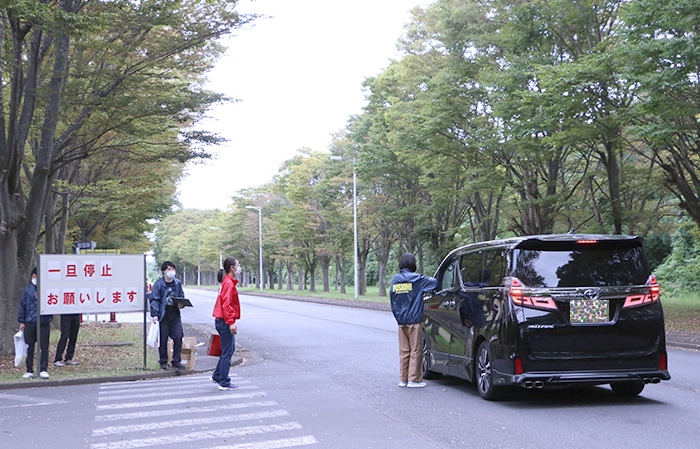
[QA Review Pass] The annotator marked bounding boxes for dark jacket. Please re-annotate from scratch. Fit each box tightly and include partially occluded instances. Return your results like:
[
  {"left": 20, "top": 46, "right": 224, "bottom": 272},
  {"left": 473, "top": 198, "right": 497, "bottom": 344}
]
[
  {"left": 18, "top": 283, "right": 53, "bottom": 324},
  {"left": 150, "top": 277, "right": 185, "bottom": 321},
  {"left": 390, "top": 269, "right": 438, "bottom": 325}
]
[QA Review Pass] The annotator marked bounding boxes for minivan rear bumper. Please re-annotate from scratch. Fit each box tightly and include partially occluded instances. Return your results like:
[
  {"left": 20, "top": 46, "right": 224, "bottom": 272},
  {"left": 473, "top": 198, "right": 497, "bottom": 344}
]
[{"left": 511, "top": 369, "right": 671, "bottom": 388}]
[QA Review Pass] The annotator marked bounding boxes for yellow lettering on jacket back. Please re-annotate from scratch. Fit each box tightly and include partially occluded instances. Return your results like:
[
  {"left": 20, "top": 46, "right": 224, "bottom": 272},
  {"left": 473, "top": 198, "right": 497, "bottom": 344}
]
[{"left": 392, "top": 283, "right": 413, "bottom": 294}]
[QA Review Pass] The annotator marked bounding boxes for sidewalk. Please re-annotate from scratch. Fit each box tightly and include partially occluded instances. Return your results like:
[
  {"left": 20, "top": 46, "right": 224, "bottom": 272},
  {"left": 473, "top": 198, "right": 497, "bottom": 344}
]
[{"left": 0, "top": 322, "right": 242, "bottom": 391}]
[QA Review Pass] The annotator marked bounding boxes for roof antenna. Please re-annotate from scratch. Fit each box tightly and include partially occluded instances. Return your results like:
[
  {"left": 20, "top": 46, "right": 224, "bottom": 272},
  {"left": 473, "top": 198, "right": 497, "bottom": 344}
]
[{"left": 568, "top": 229, "right": 575, "bottom": 234}]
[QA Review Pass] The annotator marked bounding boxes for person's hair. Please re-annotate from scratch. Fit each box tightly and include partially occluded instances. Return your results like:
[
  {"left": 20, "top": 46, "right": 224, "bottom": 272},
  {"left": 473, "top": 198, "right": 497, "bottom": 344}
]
[
  {"left": 398, "top": 253, "right": 417, "bottom": 272},
  {"left": 160, "top": 261, "right": 176, "bottom": 273},
  {"left": 223, "top": 257, "right": 238, "bottom": 275},
  {"left": 30, "top": 267, "right": 37, "bottom": 281},
  {"left": 217, "top": 268, "right": 225, "bottom": 283}
]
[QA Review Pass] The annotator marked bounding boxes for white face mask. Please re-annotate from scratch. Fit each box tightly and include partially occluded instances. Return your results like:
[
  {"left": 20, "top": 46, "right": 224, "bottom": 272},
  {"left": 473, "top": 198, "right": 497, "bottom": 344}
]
[
  {"left": 31, "top": 278, "right": 37, "bottom": 286},
  {"left": 164, "top": 270, "right": 176, "bottom": 280},
  {"left": 235, "top": 266, "right": 242, "bottom": 276}
]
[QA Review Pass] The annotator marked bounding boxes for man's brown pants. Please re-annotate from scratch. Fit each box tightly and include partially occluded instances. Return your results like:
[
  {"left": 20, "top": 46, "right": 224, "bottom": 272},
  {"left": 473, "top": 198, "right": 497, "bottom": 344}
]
[{"left": 398, "top": 323, "right": 423, "bottom": 383}]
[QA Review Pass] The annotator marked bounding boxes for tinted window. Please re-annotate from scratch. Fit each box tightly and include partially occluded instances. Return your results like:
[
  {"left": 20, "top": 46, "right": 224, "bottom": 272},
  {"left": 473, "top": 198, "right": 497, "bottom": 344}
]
[
  {"left": 440, "top": 260, "right": 457, "bottom": 291},
  {"left": 460, "top": 253, "right": 481, "bottom": 285},
  {"left": 483, "top": 250, "right": 504, "bottom": 287},
  {"left": 513, "top": 247, "right": 650, "bottom": 287}
]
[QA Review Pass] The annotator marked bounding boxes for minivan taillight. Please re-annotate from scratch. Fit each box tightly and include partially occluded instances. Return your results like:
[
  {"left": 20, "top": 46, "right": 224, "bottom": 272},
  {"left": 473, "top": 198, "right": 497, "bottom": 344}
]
[
  {"left": 623, "top": 275, "right": 661, "bottom": 309},
  {"left": 660, "top": 353, "right": 667, "bottom": 371},
  {"left": 508, "top": 277, "right": 557, "bottom": 310}
]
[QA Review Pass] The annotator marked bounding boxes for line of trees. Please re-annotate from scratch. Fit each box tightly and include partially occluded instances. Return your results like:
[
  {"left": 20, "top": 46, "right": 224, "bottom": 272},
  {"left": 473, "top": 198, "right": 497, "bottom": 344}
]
[
  {"left": 155, "top": 0, "right": 700, "bottom": 297},
  {"left": 0, "top": 0, "right": 254, "bottom": 354}
]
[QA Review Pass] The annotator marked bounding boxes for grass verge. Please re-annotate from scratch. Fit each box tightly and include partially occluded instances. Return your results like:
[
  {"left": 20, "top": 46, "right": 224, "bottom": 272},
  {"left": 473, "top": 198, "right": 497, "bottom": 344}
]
[
  {"left": 0, "top": 322, "right": 160, "bottom": 383},
  {"left": 659, "top": 292, "right": 700, "bottom": 333}
]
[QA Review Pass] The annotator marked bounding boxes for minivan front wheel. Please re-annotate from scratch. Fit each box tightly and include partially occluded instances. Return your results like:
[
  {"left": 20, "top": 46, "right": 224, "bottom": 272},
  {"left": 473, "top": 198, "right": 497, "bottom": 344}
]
[
  {"left": 476, "top": 341, "right": 506, "bottom": 401},
  {"left": 610, "top": 381, "right": 645, "bottom": 397}
]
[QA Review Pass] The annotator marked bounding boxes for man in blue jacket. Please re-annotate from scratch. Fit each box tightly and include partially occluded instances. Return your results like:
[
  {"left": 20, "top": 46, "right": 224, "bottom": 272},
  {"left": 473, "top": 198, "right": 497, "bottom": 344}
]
[
  {"left": 18, "top": 268, "right": 53, "bottom": 379},
  {"left": 390, "top": 253, "right": 437, "bottom": 388},
  {"left": 150, "top": 261, "right": 187, "bottom": 370}
]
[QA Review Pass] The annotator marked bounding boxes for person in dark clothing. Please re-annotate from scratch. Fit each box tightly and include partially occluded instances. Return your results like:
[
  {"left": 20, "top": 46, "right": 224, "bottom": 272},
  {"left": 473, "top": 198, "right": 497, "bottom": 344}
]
[
  {"left": 150, "top": 261, "right": 187, "bottom": 370},
  {"left": 54, "top": 313, "right": 81, "bottom": 366},
  {"left": 390, "top": 253, "right": 437, "bottom": 388},
  {"left": 17, "top": 268, "right": 53, "bottom": 379}
]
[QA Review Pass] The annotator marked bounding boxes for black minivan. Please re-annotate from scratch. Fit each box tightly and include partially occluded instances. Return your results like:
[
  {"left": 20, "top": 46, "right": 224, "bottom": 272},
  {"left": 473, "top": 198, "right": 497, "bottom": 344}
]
[{"left": 423, "top": 234, "right": 670, "bottom": 400}]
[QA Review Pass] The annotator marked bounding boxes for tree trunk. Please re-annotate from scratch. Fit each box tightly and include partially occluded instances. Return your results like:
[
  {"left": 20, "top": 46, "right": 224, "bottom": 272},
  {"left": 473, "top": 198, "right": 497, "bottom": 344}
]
[
  {"left": 297, "top": 267, "right": 303, "bottom": 291},
  {"left": 286, "top": 262, "right": 293, "bottom": 290},
  {"left": 338, "top": 255, "right": 346, "bottom": 294},
  {"left": 320, "top": 255, "right": 330, "bottom": 292}
]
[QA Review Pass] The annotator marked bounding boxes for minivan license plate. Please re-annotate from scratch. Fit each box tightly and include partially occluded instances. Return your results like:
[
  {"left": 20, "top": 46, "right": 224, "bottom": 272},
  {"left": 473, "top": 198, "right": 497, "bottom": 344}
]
[{"left": 570, "top": 299, "right": 609, "bottom": 324}]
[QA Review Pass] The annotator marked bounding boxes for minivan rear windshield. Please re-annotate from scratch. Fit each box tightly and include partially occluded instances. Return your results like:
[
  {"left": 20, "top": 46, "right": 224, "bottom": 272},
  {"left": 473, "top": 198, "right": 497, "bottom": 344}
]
[{"left": 512, "top": 247, "right": 650, "bottom": 288}]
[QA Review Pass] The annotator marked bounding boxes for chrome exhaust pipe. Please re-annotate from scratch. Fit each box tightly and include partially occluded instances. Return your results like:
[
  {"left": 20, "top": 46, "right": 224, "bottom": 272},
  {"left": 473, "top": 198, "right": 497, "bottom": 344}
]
[
  {"left": 524, "top": 381, "right": 534, "bottom": 389},
  {"left": 643, "top": 378, "right": 652, "bottom": 384},
  {"left": 652, "top": 377, "right": 660, "bottom": 384},
  {"left": 534, "top": 381, "right": 544, "bottom": 389}
]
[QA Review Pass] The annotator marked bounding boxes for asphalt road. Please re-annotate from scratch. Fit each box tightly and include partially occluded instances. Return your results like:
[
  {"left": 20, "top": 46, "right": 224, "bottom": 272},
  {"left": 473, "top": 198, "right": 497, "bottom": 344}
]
[{"left": 1, "top": 290, "right": 699, "bottom": 449}]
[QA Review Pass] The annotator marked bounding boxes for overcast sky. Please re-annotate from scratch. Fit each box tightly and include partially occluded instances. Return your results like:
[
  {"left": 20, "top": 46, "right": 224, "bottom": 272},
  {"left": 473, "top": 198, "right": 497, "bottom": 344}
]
[{"left": 177, "top": 0, "right": 433, "bottom": 210}]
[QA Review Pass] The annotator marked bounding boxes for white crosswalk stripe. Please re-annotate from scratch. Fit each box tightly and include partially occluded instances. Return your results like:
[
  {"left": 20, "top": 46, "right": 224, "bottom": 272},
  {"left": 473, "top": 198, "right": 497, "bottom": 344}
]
[
  {"left": 90, "top": 374, "right": 317, "bottom": 449},
  {"left": 96, "top": 388, "right": 262, "bottom": 410},
  {"left": 93, "top": 409, "right": 290, "bottom": 435},
  {"left": 97, "top": 381, "right": 252, "bottom": 400},
  {"left": 94, "top": 400, "right": 279, "bottom": 422}
]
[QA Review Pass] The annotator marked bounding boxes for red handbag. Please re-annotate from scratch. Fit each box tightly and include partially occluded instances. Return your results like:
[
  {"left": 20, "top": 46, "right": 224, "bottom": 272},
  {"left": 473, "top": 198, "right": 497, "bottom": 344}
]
[{"left": 208, "top": 334, "right": 222, "bottom": 356}]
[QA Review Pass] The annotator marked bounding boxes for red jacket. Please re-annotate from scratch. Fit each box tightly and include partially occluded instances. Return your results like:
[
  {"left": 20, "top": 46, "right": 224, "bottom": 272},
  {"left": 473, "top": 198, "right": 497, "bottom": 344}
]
[{"left": 213, "top": 275, "right": 240, "bottom": 325}]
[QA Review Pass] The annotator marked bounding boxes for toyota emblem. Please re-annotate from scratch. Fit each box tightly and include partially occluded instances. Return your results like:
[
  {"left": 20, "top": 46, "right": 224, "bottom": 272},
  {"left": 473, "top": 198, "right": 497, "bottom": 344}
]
[{"left": 583, "top": 289, "right": 600, "bottom": 300}]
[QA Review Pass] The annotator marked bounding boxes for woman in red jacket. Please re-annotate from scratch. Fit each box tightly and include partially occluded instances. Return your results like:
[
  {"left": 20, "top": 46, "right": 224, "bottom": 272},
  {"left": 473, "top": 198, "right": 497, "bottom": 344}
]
[{"left": 212, "top": 257, "right": 241, "bottom": 390}]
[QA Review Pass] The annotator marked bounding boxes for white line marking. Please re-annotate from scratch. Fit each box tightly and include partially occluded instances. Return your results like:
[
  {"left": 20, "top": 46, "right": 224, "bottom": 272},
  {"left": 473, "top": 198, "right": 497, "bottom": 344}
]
[
  {"left": 209, "top": 436, "right": 318, "bottom": 449},
  {"left": 94, "top": 400, "right": 278, "bottom": 422},
  {"left": 89, "top": 421, "right": 303, "bottom": 449},
  {"left": 97, "top": 381, "right": 252, "bottom": 400},
  {"left": 93, "top": 409, "right": 289, "bottom": 435},
  {"left": 96, "top": 390, "right": 266, "bottom": 410},
  {"left": 98, "top": 375, "right": 240, "bottom": 390}
]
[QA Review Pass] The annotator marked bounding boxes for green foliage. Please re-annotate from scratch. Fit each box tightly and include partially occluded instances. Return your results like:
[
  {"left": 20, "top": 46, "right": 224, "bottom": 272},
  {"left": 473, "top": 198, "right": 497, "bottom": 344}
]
[{"left": 655, "top": 222, "right": 700, "bottom": 294}]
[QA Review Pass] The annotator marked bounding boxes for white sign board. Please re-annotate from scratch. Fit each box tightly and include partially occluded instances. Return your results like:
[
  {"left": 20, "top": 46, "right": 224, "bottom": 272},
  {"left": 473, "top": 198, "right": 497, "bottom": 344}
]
[{"left": 38, "top": 254, "right": 146, "bottom": 314}]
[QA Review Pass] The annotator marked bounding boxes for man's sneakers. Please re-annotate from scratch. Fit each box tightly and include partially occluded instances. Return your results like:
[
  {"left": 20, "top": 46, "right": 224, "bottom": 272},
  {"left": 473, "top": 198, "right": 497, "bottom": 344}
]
[
  {"left": 407, "top": 381, "right": 426, "bottom": 388},
  {"left": 218, "top": 384, "right": 239, "bottom": 391},
  {"left": 54, "top": 361, "right": 65, "bottom": 367},
  {"left": 160, "top": 363, "right": 171, "bottom": 370},
  {"left": 39, "top": 371, "right": 50, "bottom": 379},
  {"left": 398, "top": 381, "right": 408, "bottom": 387},
  {"left": 171, "top": 362, "right": 187, "bottom": 370},
  {"left": 22, "top": 372, "right": 34, "bottom": 379}
]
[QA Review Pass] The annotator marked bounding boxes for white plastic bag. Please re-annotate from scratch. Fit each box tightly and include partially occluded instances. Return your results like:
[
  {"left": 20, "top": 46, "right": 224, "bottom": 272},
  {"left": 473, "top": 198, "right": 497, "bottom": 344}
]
[
  {"left": 14, "top": 330, "right": 27, "bottom": 367},
  {"left": 147, "top": 322, "right": 160, "bottom": 348}
]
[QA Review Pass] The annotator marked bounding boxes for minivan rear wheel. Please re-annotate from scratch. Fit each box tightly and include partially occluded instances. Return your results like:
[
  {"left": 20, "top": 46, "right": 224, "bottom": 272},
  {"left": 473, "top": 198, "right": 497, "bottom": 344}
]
[
  {"left": 476, "top": 341, "right": 506, "bottom": 401},
  {"left": 610, "top": 381, "right": 645, "bottom": 397},
  {"left": 423, "top": 339, "right": 442, "bottom": 380}
]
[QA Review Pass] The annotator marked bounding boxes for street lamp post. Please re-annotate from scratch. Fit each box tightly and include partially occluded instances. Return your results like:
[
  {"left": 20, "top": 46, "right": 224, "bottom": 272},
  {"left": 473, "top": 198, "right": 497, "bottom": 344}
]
[
  {"left": 246, "top": 206, "right": 263, "bottom": 292},
  {"left": 331, "top": 155, "right": 359, "bottom": 300}
]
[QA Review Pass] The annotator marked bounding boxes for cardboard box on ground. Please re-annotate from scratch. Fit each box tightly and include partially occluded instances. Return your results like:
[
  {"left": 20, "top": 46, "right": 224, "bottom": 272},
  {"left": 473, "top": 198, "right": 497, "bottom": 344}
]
[{"left": 165, "top": 337, "right": 197, "bottom": 368}]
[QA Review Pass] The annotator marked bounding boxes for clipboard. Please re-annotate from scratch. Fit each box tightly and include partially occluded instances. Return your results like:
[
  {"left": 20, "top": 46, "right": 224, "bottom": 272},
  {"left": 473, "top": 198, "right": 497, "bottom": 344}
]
[{"left": 172, "top": 297, "right": 193, "bottom": 307}]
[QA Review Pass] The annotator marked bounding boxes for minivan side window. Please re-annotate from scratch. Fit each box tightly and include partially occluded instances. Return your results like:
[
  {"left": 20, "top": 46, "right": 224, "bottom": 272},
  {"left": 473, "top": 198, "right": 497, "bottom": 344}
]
[
  {"left": 482, "top": 249, "right": 504, "bottom": 287},
  {"left": 440, "top": 260, "right": 458, "bottom": 291},
  {"left": 460, "top": 253, "right": 482, "bottom": 286}
]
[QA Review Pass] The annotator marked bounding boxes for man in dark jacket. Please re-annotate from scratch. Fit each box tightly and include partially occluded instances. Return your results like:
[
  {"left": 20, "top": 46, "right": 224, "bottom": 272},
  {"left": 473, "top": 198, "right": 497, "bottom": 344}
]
[
  {"left": 18, "top": 268, "right": 53, "bottom": 379},
  {"left": 150, "top": 261, "right": 186, "bottom": 370},
  {"left": 390, "top": 253, "right": 437, "bottom": 388}
]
